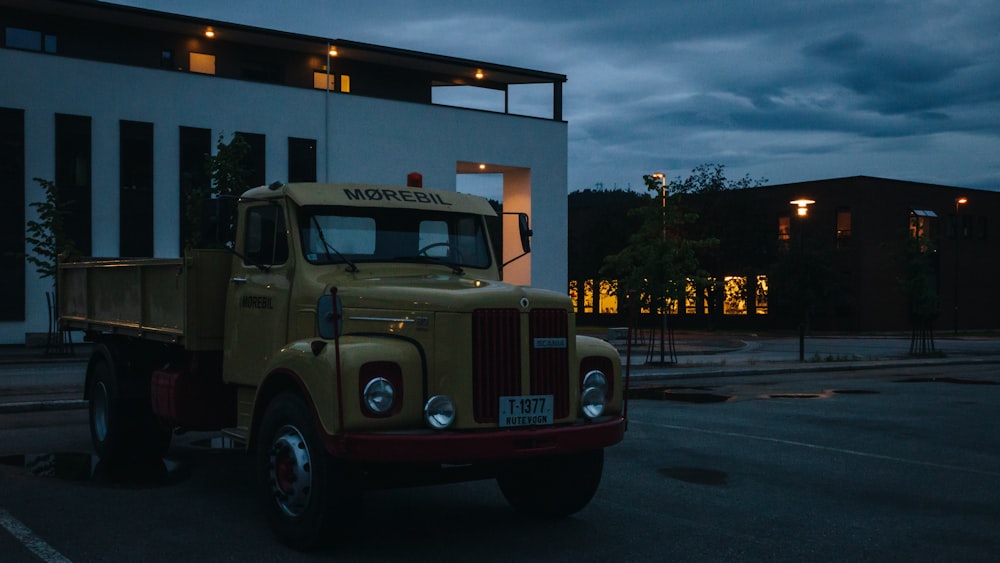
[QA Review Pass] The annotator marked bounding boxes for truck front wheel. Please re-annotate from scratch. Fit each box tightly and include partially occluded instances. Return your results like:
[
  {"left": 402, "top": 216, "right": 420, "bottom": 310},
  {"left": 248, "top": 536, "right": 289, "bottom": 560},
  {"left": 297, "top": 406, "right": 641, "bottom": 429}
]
[
  {"left": 257, "top": 392, "right": 353, "bottom": 551},
  {"left": 497, "top": 449, "right": 604, "bottom": 518}
]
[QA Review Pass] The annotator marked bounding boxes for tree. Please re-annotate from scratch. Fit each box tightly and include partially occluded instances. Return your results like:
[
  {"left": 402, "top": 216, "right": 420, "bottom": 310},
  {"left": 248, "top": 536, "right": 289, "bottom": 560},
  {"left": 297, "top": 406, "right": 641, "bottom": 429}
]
[
  {"left": 25, "top": 177, "right": 77, "bottom": 281},
  {"left": 600, "top": 174, "right": 714, "bottom": 363},
  {"left": 896, "top": 228, "right": 940, "bottom": 355},
  {"left": 185, "top": 132, "right": 251, "bottom": 249},
  {"left": 672, "top": 164, "right": 769, "bottom": 324},
  {"left": 24, "top": 177, "right": 78, "bottom": 354}
]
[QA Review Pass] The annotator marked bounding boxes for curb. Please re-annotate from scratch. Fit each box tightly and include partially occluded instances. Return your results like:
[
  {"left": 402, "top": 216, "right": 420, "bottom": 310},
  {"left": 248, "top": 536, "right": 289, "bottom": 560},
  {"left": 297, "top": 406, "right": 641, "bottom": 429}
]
[{"left": 0, "top": 399, "right": 88, "bottom": 414}]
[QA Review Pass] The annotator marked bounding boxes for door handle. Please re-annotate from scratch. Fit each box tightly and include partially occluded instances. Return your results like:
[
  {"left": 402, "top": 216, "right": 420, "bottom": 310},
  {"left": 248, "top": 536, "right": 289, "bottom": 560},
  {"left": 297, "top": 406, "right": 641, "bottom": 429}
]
[{"left": 231, "top": 277, "right": 248, "bottom": 284}]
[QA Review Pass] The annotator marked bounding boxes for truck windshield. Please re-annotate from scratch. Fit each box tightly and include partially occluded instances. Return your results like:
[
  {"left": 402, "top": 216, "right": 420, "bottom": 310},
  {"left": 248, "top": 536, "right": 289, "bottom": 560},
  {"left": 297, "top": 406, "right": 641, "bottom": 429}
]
[{"left": 298, "top": 206, "right": 493, "bottom": 270}]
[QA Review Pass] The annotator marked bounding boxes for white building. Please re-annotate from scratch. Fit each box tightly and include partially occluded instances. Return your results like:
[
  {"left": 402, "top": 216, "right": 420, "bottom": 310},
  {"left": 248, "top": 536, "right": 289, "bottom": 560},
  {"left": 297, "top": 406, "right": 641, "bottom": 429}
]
[{"left": 0, "top": 0, "right": 568, "bottom": 345}]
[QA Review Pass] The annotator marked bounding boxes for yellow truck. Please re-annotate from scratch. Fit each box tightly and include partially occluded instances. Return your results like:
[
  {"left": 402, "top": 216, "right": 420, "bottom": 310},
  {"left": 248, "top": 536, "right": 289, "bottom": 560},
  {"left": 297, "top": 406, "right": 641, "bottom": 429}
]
[{"left": 59, "top": 182, "right": 625, "bottom": 550}]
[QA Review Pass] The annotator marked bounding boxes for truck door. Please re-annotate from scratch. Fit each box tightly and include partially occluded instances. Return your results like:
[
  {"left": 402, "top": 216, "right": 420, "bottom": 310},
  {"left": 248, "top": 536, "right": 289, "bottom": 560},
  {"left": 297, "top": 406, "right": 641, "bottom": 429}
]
[{"left": 223, "top": 203, "right": 292, "bottom": 386}]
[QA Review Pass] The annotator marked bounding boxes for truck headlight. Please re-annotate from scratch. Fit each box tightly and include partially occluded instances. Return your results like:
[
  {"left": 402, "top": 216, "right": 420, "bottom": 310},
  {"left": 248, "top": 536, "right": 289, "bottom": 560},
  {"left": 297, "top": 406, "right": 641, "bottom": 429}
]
[
  {"left": 363, "top": 377, "right": 395, "bottom": 415},
  {"left": 581, "top": 369, "right": 609, "bottom": 419},
  {"left": 424, "top": 395, "right": 456, "bottom": 429}
]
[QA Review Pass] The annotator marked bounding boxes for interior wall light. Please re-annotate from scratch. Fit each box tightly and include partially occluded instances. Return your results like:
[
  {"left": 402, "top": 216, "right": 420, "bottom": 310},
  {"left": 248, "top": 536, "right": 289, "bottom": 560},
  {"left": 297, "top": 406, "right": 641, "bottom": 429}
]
[{"left": 204, "top": 26, "right": 216, "bottom": 38}]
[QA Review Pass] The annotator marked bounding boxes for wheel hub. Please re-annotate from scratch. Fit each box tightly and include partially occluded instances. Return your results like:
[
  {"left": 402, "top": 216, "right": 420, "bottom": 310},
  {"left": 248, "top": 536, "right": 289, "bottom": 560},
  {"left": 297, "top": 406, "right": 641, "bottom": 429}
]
[{"left": 267, "top": 425, "right": 313, "bottom": 517}]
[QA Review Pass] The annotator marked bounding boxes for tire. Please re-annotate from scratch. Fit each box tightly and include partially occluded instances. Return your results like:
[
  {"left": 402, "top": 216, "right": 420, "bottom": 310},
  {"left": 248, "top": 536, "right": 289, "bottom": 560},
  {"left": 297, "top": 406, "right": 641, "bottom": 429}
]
[
  {"left": 88, "top": 344, "right": 126, "bottom": 461},
  {"left": 497, "top": 449, "right": 604, "bottom": 518},
  {"left": 257, "top": 392, "right": 354, "bottom": 551},
  {"left": 88, "top": 342, "right": 172, "bottom": 462}
]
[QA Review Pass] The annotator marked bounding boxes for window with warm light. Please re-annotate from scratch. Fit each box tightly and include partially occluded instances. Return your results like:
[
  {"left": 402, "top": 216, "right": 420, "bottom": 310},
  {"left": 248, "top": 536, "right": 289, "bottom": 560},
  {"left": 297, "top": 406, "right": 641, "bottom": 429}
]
[
  {"left": 755, "top": 275, "right": 769, "bottom": 315},
  {"left": 340, "top": 74, "right": 351, "bottom": 93},
  {"left": 723, "top": 276, "right": 747, "bottom": 315},
  {"left": 189, "top": 52, "right": 216, "bottom": 75},
  {"left": 568, "top": 280, "right": 579, "bottom": 313},
  {"left": 582, "top": 279, "right": 594, "bottom": 313},
  {"left": 599, "top": 280, "right": 617, "bottom": 314}
]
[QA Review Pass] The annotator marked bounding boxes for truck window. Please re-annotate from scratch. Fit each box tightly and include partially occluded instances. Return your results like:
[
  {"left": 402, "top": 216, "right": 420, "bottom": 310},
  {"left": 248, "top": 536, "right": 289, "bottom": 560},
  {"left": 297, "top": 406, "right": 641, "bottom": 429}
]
[
  {"left": 244, "top": 205, "right": 288, "bottom": 266},
  {"left": 299, "top": 206, "right": 492, "bottom": 269}
]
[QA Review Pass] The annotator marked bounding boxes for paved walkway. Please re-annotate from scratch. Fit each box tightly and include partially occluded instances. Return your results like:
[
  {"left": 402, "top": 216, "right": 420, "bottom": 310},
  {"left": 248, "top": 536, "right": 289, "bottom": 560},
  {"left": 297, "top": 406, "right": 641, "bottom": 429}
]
[{"left": 3, "top": 333, "right": 1000, "bottom": 412}]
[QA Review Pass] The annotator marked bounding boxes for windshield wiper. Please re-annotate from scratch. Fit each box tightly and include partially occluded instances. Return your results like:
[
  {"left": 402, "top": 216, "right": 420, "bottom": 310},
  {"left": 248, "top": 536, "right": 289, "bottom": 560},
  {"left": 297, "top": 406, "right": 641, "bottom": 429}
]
[
  {"left": 311, "top": 216, "right": 359, "bottom": 272},
  {"left": 392, "top": 256, "right": 465, "bottom": 276}
]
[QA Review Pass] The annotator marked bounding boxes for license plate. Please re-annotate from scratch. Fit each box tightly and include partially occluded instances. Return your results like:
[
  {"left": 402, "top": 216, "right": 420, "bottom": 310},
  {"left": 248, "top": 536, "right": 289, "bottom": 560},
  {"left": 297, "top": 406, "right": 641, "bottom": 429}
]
[{"left": 498, "top": 395, "right": 554, "bottom": 427}]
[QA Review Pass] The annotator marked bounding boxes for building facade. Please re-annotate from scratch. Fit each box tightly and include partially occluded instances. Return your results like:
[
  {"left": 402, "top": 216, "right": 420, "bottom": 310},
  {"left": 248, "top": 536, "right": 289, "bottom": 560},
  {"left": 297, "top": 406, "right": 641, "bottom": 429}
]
[
  {"left": 1, "top": 0, "right": 569, "bottom": 344},
  {"left": 570, "top": 176, "right": 999, "bottom": 333}
]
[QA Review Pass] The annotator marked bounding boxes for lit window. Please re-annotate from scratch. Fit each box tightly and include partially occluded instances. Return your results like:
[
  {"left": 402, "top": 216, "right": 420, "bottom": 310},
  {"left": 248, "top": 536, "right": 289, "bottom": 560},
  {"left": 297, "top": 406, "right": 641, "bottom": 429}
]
[
  {"left": 340, "top": 74, "right": 351, "bottom": 93},
  {"left": 583, "top": 279, "right": 594, "bottom": 313},
  {"left": 189, "top": 52, "right": 216, "bottom": 75},
  {"left": 569, "top": 280, "right": 578, "bottom": 313},
  {"left": 313, "top": 71, "right": 334, "bottom": 90},
  {"left": 755, "top": 275, "right": 768, "bottom": 315},
  {"left": 723, "top": 276, "right": 747, "bottom": 315},
  {"left": 599, "top": 280, "right": 617, "bottom": 314}
]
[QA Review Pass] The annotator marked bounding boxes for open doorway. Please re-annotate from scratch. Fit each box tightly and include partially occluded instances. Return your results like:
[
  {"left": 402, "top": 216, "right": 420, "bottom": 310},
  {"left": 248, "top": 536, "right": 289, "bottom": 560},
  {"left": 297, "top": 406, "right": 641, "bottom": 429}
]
[{"left": 456, "top": 162, "right": 532, "bottom": 285}]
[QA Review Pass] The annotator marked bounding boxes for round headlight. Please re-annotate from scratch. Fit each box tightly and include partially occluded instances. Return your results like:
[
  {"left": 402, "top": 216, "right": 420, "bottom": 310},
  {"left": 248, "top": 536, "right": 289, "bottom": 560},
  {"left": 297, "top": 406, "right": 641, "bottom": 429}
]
[
  {"left": 581, "top": 386, "right": 606, "bottom": 419},
  {"left": 424, "top": 395, "right": 456, "bottom": 429},
  {"left": 583, "top": 369, "right": 608, "bottom": 397},
  {"left": 363, "top": 377, "right": 395, "bottom": 414}
]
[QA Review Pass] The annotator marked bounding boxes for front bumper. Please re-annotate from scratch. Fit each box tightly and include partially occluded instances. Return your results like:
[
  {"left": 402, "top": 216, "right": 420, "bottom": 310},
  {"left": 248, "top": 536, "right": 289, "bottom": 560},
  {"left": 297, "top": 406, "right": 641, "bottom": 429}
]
[{"left": 324, "top": 417, "right": 626, "bottom": 463}]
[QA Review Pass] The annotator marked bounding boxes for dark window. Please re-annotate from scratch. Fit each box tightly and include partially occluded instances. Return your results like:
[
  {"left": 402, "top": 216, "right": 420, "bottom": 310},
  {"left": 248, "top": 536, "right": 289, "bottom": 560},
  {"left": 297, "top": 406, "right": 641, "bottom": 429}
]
[
  {"left": 120, "top": 121, "right": 154, "bottom": 257},
  {"left": 288, "top": 137, "right": 317, "bottom": 182},
  {"left": 5, "top": 27, "right": 56, "bottom": 53},
  {"left": 0, "top": 108, "right": 25, "bottom": 321},
  {"left": 161, "top": 50, "right": 174, "bottom": 70},
  {"left": 835, "top": 208, "right": 851, "bottom": 248},
  {"left": 237, "top": 132, "right": 266, "bottom": 188},
  {"left": 976, "top": 216, "right": 987, "bottom": 240},
  {"left": 56, "top": 114, "right": 92, "bottom": 255},
  {"left": 777, "top": 215, "right": 790, "bottom": 253},
  {"left": 179, "top": 126, "right": 211, "bottom": 252},
  {"left": 244, "top": 205, "right": 288, "bottom": 266}
]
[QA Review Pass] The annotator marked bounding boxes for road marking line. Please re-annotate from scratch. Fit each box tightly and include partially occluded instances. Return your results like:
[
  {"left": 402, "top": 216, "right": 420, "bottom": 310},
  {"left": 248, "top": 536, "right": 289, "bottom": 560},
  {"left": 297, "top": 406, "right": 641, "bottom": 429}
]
[
  {"left": 0, "top": 507, "right": 73, "bottom": 563},
  {"left": 634, "top": 420, "right": 1000, "bottom": 478}
]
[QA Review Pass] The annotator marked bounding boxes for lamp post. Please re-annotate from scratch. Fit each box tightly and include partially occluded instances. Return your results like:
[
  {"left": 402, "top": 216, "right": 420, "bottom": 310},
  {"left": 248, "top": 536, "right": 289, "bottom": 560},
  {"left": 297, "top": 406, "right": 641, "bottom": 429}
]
[
  {"left": 790, "top": 198, "right": 815, "bottom": 361},
  {"left": 651, "top": 172, "right": 668, "bottom": 364},
  {"left": 954, "top": 196, "right": 968, "bottom": 335}
]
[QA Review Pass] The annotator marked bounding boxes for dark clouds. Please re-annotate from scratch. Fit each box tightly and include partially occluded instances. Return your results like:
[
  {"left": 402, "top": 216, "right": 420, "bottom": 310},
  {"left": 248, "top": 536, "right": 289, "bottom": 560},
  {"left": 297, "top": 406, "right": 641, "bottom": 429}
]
[{"left": 113, "top": 0, "right": 1000, "bottom": 191}]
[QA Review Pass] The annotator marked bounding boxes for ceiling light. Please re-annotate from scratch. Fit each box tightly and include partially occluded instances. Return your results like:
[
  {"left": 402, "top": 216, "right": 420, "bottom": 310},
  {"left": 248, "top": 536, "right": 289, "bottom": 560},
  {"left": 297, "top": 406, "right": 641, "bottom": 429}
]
[
  {"left": 475, "top": 69, "right": 484, "bottom": 79},
  {"left": 204, "top": 26, "right": 215, "bottom": 38}
]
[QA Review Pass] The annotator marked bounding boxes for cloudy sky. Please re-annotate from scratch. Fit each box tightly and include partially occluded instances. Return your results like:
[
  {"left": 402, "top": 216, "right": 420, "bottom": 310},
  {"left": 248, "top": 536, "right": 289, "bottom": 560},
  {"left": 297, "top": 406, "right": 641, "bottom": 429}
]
[{"left": 111, "top": 0, "right": 1000, "bottom": 193}]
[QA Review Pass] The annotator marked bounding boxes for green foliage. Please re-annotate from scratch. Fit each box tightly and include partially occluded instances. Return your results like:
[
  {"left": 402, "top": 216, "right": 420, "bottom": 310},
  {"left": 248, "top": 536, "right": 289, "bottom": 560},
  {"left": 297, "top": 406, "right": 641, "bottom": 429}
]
[
  {"left": 668, "top": 163, "right": 767, "bottom": 195},
  {"left": 600, "top": 173, "right": 714, "bottom": 313},
  {"left": 896, "top": 231, "right": 939, "bottom": 322},
  {"left": 185, "top": 133, "right": 251, "bottom": 249},
  {"left": 24, "top": 177, "right": 77, "bottom": 280}
]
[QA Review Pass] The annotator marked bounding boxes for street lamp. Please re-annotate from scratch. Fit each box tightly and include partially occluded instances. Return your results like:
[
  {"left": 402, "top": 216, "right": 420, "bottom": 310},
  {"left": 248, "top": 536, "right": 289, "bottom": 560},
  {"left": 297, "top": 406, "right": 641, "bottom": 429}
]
[
  {"left": 954, "top": 197, "right": 968, "bottom": 335},
  {"left": 652, "top": 173, "right": 666, "bottom": 241},
  {"left": 790, "top": 198, "right": 815, "bottom": 361}
]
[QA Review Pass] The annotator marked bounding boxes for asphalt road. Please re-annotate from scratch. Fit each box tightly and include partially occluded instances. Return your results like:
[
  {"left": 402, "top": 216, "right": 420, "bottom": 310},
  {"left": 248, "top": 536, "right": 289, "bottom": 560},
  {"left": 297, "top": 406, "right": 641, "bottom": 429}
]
[{"left": 1, "top": 363, "right": 998, "bottom": 562}]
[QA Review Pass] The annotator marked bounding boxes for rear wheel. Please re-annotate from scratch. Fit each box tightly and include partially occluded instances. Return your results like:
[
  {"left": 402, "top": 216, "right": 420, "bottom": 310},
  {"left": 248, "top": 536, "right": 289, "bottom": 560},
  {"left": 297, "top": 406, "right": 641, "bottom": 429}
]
[
  {"left": 87, "top": 342, "right": 172, "bottom": 462},
  {"left": 497, "top": 449, "right": 604, "bottom": 518},
  {"left": 257, "top": 392, "right": 354, "bottom": 551}
]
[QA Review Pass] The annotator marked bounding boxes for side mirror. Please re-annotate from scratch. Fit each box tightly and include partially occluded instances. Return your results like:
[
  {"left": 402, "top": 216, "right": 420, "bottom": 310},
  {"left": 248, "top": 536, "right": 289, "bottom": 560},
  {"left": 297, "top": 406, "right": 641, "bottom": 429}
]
[
  {"left": 316, "top": 292, "right": 343, "bottom": 339},
  {"left": 518, "top": 213, "right": 532, "bottom": 254}
]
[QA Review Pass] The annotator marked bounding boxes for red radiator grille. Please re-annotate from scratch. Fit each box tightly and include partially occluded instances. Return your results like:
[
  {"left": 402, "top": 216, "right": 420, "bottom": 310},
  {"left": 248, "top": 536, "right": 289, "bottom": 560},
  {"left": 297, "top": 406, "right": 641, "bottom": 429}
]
[
  {"left": 529, "top": 309, "right": 570, "bottom": 419},
  {"left": 471, "top": 308, "right": 570, "bottom": 423}
]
